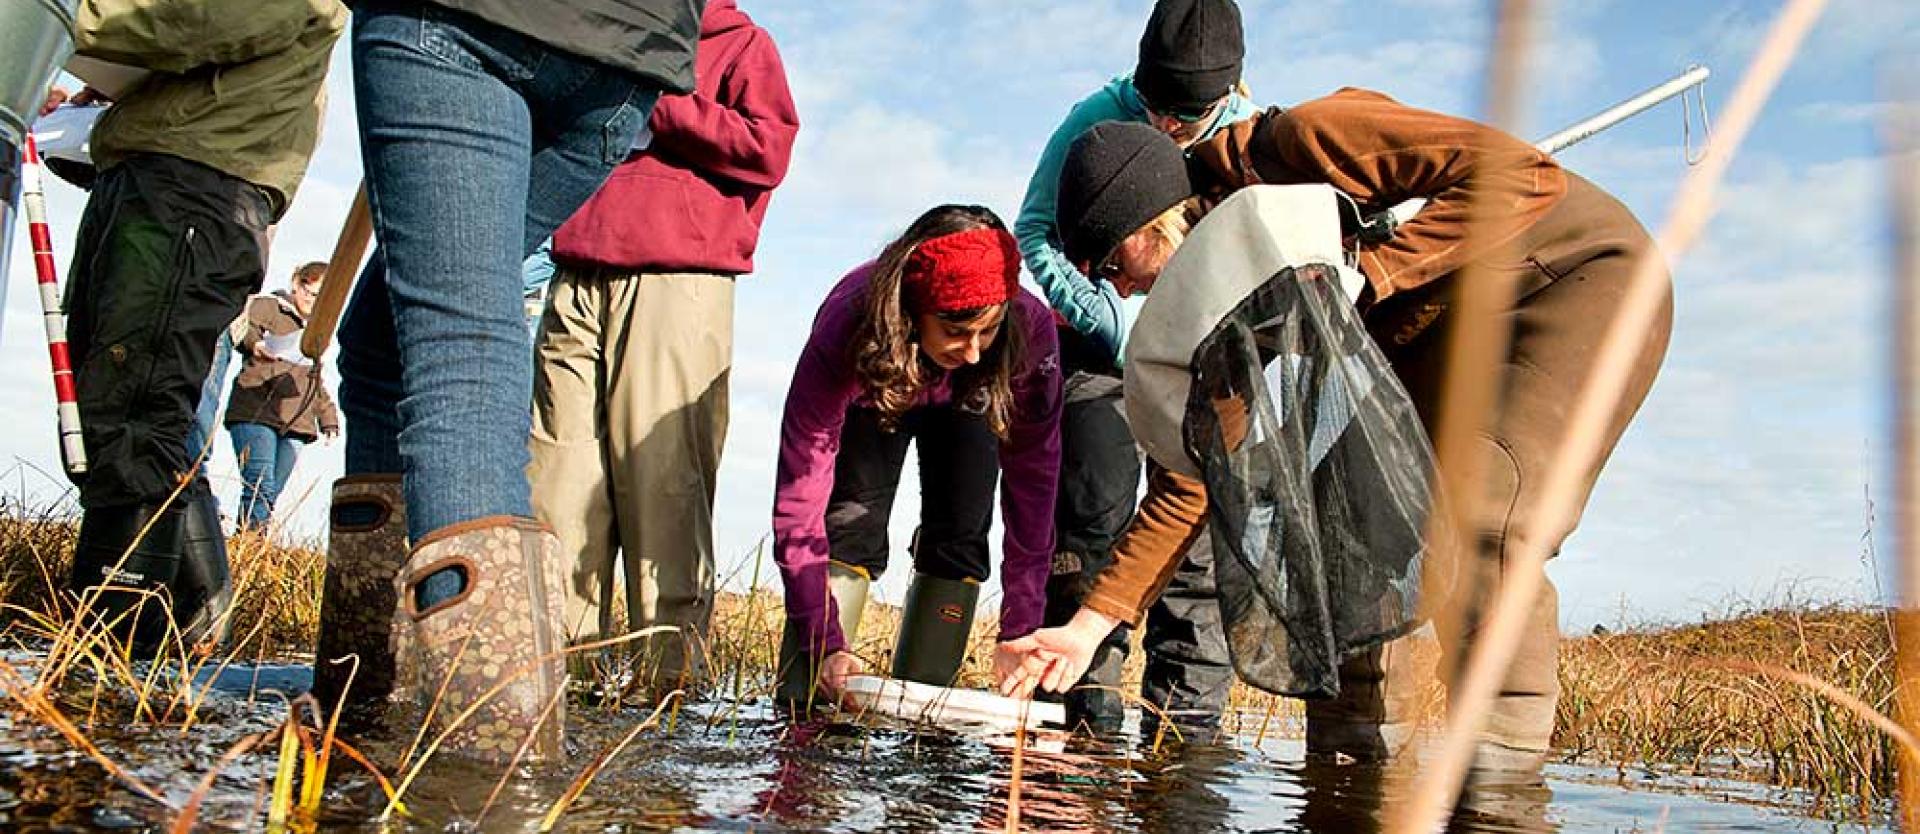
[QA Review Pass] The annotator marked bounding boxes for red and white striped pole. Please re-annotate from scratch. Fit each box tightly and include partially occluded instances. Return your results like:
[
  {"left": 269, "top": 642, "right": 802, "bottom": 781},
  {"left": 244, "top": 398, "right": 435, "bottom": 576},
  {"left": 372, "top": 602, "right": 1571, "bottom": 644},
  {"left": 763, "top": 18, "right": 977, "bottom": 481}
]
[{"left": 20, "top": 134, "right": 86, "bottom": 476}]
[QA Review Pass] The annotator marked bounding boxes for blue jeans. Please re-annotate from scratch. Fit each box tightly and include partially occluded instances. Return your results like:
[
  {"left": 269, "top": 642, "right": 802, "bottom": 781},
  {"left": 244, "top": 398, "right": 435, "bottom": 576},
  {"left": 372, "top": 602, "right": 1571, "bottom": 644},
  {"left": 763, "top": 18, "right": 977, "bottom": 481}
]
[
  {"left": 523, "top": 237, "right": 556, "bottom": 343},
  {"left": 336, "top": 0, "right": 658, "bottom": 539},
  {"left": 230, "top": 422, "right": 304, "bottom": 530},
  {"left": 186, "top": 330, "right": 235, "bottom": 475}
]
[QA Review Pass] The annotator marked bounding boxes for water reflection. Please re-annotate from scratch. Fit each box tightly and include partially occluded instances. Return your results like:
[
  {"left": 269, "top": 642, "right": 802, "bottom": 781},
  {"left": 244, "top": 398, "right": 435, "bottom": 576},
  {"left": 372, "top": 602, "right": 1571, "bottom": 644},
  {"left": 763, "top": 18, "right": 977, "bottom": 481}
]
[
  {"left": 1452, "top": 774, "right": 1558, "bottom": 834},
  {"left": 1284, "top": 757, "right": 1558, "bottom": 834},
  {"left": 1126, "top": 738, "right": 1239, "bottom": 834}
]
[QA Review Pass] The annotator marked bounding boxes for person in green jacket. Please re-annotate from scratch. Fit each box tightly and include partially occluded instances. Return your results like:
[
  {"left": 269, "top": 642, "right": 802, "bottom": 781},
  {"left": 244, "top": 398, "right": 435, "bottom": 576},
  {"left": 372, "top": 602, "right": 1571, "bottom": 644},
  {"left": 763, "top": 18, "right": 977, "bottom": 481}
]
[
  {"left": 61, "top": 0, "right": 346, "bottom": 659},
  {"left": 1011, "top": 0, "right": 1254, "bottom": 734}
]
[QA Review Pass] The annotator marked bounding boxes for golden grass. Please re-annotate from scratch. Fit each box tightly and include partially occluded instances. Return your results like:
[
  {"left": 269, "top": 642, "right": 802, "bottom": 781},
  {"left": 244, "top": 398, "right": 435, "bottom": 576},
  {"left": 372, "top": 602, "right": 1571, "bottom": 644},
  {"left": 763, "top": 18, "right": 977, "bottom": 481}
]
[
  {"left": 1556, "top": 604, "right": 1902, "bottom": 819},
  {"left": 0, "top": 495, "right": 326, "bottom": 658}
]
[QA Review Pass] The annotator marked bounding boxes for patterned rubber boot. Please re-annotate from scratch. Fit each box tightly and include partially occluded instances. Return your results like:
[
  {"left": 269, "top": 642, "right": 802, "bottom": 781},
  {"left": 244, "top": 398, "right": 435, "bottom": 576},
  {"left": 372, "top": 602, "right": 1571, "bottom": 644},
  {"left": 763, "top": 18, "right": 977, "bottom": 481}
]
[
  {"left": 311, "top": 475, "right": 408, "bottom": 712},
  {"left": 394, "top": 517, "right": 567, "bottom": 763}
]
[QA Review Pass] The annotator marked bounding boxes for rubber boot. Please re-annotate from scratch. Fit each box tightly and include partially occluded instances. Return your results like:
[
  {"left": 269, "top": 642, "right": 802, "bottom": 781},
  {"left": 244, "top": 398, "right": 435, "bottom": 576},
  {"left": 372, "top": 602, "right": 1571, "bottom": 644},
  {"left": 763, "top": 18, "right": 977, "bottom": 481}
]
[
  {"left": 776, "top": 561, "right": 869, "bottom": 709},
  {"left": 172, "top": 491, "right": 234, "bottom": 655},
  {"left": 69, "top": 503, "right": 186, "bottom": 659},
  {"left": 1305, "top": 630, "right": 1434, "bottom": 762},
  {"left": 312, "top": 475, "right": 408, "bottom": 712},
  {"left": 394, "top": 517, "right": 567, "bottom": 763},
  {"left": 1067, "top": 635, "right": 1129, "bottom": 735},
  {"left": 890, "top": 572, "right": 978, "bottom": 687}
]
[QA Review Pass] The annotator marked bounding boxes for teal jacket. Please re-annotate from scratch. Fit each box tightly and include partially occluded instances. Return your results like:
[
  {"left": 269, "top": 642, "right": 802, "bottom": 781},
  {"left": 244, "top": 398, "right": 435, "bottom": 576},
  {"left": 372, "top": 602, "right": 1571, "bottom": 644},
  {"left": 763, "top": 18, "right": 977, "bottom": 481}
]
[{"left": 1014, "top": 75, "right": 1257, "bottom": 364}]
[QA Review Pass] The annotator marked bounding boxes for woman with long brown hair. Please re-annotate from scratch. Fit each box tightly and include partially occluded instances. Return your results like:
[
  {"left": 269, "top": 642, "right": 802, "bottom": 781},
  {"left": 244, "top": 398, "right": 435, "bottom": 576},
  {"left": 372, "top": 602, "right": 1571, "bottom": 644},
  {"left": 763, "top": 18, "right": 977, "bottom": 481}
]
[{"left": 772, "top": 204, "right": 1064, "bottom": 704}]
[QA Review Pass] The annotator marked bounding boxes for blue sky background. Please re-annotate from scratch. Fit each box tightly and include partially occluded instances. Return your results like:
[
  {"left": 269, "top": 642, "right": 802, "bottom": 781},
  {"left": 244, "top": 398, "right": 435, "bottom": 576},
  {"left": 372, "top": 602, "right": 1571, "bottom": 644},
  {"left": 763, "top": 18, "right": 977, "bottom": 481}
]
[{"left": 2, "top": 0, "right": 1914, "bottom": 631}]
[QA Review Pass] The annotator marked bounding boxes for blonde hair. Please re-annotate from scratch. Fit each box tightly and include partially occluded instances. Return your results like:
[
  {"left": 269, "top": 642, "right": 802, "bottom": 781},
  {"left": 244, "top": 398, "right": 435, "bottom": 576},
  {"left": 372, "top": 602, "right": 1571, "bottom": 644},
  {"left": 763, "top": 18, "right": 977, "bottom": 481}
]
[{"left": 1139, "top": 197, "right": 1208, "bottom": 260}]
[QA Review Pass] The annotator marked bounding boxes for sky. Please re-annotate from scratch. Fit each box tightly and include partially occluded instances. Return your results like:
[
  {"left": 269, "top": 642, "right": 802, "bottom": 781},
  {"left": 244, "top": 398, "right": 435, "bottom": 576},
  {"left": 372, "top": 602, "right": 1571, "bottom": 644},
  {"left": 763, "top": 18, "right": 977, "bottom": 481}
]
[{"left": 2, "top": 0, "right": 1915, "bottom": 632}]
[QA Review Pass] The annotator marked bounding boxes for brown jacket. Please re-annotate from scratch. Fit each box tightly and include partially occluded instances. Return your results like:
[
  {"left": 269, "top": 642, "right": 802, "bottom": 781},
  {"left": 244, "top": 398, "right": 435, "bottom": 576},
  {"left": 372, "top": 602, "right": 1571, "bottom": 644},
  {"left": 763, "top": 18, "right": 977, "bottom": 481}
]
[
  {"left": 224, "top": 293, "right": 339, "bottom": 440},
  {"left": 1085, "top": 87, "right": 1644, "bottom": 626}
]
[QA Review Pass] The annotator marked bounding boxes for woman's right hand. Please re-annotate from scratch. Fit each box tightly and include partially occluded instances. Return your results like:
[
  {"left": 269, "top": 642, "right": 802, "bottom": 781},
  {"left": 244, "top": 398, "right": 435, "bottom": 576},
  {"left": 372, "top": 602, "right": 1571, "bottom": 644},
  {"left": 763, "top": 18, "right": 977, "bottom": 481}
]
[
  {"left": 996, "top": 607, "right": 1120, "bottom": 699},
  {"left": 817, "top": 650, "right": 865, "bottom": 702}
]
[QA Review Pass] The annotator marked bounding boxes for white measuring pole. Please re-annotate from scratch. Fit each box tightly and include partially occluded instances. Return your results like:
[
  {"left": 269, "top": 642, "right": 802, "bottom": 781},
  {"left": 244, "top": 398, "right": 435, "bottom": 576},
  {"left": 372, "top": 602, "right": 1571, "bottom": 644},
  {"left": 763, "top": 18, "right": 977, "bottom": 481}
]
[
  {"left": 1536, "top": 64, "right": 1711, "bottom": 153},
  {"left": 1384, "top": 65, "right": 1712, "bottom": 227}
]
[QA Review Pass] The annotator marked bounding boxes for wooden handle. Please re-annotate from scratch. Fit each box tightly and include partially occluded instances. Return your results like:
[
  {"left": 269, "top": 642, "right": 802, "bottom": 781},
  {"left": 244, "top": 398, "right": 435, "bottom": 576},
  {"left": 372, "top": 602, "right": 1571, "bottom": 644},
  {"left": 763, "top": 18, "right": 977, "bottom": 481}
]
[{"left": 302, "top": 183, "right": 372, "bottom": 359}]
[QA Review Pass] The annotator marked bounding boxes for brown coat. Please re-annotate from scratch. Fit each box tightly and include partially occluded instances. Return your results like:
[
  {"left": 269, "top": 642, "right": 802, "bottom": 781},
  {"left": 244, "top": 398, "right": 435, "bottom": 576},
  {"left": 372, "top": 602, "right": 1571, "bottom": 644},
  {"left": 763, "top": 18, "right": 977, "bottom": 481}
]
[
  {"left": 1085, "top": 87, "right": 1664, "bottom": 626},
  {"left": 224, "top": 293, "right": 339, "bottom": 441}
]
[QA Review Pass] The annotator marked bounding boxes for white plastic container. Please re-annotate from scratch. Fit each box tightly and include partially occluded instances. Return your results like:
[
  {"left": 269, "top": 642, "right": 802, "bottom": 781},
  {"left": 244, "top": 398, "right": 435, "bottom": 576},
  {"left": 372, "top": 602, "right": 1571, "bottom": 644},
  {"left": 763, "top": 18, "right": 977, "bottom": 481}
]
[{"left": 839, "top": 675, "right": 1066, "bottom": 733}]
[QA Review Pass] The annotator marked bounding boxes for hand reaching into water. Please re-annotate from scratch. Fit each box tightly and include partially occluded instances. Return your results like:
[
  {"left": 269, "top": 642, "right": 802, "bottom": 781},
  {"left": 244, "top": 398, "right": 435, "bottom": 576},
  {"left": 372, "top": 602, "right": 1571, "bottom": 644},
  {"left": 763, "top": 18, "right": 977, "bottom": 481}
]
[
  {"left": 817, "top": 650, "right": 865, "bottom": 703},
  {"left": 991, "top": 640, "right": 1028, "bottom": 691},
  {"left": 996, "top": 607, "right": 1121, "bottom": 700}
]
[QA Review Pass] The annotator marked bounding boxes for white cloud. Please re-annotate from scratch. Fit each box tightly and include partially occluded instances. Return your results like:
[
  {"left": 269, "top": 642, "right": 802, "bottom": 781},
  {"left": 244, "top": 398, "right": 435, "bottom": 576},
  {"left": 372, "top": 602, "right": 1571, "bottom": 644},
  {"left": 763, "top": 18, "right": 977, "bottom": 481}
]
[
  {"left": 1553, "top": 151, "right": 1892, "bottom": 628},
  {"left": 1795, "top": 99, "right": 1912, "bottom": 126}
]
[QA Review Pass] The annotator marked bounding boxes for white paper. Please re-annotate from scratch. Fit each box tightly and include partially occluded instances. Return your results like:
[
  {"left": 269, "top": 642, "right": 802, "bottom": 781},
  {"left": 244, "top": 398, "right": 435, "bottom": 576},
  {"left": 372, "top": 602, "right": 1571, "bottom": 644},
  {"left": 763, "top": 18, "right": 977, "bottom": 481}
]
[
  {"left": 64, "top": 55, "right": 151, "bottom": 100},
  {"left": 838, "top": 675, "right": 1064, "bottom": 732},
  {"left": 262, "top": 331, "right": 312, "bottom": 367},
  {"left": 30, "top": 104, "right": 104, "bottom": 164}
]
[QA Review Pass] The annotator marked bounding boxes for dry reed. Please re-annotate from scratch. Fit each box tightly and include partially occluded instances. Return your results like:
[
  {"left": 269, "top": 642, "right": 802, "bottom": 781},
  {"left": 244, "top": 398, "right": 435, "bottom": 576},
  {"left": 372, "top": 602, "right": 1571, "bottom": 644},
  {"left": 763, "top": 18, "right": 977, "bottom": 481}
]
[
  {"left": 1882, "top": 59, "right": 1920, "bottom": 834},
  {"left": 1557, "top": 604, "right": 1902, "bottom": 820}
]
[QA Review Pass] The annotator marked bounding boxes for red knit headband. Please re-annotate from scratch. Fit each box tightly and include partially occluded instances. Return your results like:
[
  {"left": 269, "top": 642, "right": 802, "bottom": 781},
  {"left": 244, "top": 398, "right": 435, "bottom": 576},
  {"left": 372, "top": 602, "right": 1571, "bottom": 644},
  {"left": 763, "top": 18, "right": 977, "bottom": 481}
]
[{"left": 901, "top": 227, "right": 1020, "bottom": 315}]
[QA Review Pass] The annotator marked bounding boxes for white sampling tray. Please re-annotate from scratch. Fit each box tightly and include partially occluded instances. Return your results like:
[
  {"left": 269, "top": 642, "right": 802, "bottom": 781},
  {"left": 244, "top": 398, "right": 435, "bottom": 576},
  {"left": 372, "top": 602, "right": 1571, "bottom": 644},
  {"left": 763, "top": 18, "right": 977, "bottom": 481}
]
[{"left": 840, "top": 675, "right": 1065, "bottom": 733}]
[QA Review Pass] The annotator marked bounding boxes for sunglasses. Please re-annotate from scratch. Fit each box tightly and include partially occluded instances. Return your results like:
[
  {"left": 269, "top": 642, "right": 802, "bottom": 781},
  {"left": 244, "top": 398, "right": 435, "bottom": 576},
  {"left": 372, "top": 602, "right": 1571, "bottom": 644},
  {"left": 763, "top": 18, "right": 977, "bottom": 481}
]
[
  {"left": 1092, "top": 256, "right": 1123, "bottom": 282},
  {"left": 1145, "top": 95, "right": 1224, "bottom": 124}
]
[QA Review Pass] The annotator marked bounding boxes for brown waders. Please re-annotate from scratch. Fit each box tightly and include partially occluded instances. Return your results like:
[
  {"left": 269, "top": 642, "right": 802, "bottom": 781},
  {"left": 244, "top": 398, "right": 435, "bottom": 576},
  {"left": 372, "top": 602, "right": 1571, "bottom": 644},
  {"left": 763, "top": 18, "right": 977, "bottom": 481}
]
[{"left": 1308, "top": 174, "right": 1673, "bottom": 769}]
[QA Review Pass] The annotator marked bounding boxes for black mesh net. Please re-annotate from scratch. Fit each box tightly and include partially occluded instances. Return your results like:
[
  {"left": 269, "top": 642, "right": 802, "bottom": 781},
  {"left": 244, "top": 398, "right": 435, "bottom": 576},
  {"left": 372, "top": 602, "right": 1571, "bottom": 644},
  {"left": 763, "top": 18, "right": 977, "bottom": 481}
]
[{"left": 1183, "top": 262, "right": 1438, "bottom": 699}]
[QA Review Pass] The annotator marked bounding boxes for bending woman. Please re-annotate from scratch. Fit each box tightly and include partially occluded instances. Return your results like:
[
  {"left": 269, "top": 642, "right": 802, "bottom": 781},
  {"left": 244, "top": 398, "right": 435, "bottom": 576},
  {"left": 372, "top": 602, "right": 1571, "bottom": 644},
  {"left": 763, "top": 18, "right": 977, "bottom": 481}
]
[
  {"left": 773, "top": 205, "right": 1063, "bottom": 704},
  {"left": 1005, "top": 93, "right": 1671, "bottom": 776}
]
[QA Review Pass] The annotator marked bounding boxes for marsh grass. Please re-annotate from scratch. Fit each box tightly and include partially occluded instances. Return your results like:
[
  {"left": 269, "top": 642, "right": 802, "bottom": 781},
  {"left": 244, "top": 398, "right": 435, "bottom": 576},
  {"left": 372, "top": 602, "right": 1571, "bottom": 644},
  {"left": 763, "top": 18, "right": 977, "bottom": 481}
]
[
  {"left": 1556, "top": 603, "right": 1902, "bottom": 819},
  {"left": 0, "top": 496, "right": 1904, "bottom": 823}
]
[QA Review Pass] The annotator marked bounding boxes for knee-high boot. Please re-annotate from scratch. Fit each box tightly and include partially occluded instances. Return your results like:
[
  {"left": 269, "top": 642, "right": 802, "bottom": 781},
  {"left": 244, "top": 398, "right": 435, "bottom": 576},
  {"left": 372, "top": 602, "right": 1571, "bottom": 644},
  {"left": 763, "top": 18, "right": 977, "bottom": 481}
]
[{"left": 312, "top": 475, "right": 408, "bottom": 711}]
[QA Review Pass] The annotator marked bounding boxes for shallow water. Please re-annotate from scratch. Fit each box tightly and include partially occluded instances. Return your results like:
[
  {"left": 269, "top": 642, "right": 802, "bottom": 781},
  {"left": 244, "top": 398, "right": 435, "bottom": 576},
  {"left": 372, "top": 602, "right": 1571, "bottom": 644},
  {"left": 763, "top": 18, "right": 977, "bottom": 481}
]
[{"left": 0, "top": 663, "right": 1893, "bottom": 832}]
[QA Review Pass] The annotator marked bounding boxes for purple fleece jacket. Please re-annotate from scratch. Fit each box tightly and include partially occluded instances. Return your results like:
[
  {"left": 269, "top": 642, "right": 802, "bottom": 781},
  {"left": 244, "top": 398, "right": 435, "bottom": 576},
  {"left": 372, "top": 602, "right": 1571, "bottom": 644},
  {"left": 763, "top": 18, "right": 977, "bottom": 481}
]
[{"left": 773, "top": 263, "right": 1064, "bottom": 656}]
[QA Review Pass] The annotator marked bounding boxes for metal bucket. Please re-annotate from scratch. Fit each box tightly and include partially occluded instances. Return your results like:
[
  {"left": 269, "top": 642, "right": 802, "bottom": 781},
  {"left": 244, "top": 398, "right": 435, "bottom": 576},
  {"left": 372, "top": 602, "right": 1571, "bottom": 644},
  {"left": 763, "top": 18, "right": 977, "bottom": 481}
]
[
  {"left": 0, "top": 0, "right": 79, "bottom": 148},
  {"left": 0, "top": 0, "right": 79, "bottom": 343}
]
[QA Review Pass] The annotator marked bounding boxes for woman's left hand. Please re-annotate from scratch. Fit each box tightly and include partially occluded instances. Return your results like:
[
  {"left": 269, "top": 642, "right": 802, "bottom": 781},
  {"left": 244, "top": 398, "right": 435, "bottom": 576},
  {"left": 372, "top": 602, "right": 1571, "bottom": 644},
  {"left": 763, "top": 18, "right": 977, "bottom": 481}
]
[{"left": 995, "top": 607, "right": 1121, "bottom": 699}]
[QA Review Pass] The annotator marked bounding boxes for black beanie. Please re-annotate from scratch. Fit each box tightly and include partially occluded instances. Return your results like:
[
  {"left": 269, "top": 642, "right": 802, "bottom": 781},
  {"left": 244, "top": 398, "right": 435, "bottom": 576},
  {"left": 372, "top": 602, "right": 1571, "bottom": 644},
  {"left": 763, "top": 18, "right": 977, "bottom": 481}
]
[
  {"left": 1135, "top": 0, "right": 1244, "bottom": 114},
  {"left": 1057, "top": 121, "right": 1193, "bottom": 268}
]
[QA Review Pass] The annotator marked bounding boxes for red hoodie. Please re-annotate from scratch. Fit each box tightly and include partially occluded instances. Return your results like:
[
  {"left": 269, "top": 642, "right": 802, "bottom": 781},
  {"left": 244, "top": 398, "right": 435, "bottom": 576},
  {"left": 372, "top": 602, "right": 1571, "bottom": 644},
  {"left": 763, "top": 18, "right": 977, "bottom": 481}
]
[{"left": 551, "top": 0, "right": 798, "bottom": 275}]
